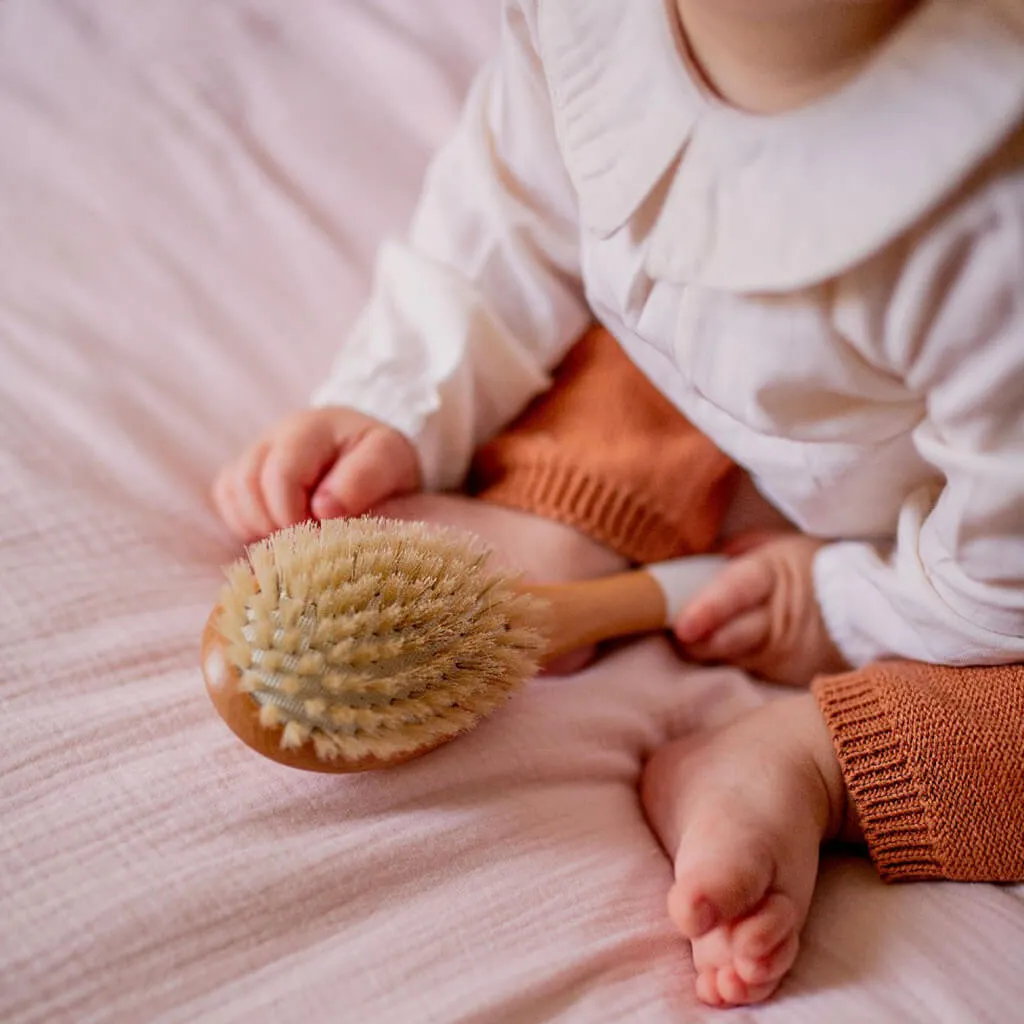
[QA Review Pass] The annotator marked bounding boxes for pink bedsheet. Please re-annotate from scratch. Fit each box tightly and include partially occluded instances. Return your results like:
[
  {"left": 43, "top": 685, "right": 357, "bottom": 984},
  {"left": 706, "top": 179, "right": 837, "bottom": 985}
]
[{"left": 2, "top": 2, "right": 1022, "bottom": 1021}]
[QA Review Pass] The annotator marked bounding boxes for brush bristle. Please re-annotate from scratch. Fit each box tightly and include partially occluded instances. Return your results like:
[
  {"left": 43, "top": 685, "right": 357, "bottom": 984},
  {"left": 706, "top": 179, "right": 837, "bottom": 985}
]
[{"left": 215, "top": 516, "right": 546, "bottom": 764}]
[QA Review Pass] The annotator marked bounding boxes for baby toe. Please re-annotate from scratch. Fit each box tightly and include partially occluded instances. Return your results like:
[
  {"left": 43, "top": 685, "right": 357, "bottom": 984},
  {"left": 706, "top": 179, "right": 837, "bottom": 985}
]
[
  {"left": 736, "top": 931, "right": 800, "bottom": 989},
  {"left": 708, "top": 965, "right": 785, "bottom": 1007},
  {"left": 717, "top": 966, "right": 751, "bottom": 1005},
  {"left": 695, "top": 968, "right": 726, "bottom": 1007},
  {"left": 732, "top": 891, "right": 797, "bottom": 960}
]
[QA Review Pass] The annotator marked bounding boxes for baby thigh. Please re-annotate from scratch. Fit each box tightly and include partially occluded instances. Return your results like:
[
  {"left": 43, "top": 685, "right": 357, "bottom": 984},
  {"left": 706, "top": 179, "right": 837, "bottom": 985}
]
[{"left": 373, "top": 493, "right": 627, "bottom": 584}]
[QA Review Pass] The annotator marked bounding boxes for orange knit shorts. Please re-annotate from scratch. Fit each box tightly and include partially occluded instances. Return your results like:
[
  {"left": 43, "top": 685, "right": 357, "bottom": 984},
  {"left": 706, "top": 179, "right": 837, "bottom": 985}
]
[{"left": 468, "top": 325, "right": 737, "bottom": 564}]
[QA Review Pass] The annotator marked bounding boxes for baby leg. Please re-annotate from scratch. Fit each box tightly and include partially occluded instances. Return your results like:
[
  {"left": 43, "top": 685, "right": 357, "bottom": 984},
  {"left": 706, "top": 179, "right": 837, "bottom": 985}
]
[
  {"left": 641, "top": 693, "right": 855, "bottom": 1006},
  {"left": 644, "top": 658, "right": 1024, "bottom": 1005},
  {"left": 375, "top": 491, "right": 627, "bottom": 583}
]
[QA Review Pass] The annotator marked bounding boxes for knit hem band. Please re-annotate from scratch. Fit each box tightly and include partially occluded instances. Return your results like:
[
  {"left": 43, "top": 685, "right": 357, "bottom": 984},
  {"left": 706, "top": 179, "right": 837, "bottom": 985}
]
[
  {"left": 812, "top": 671, "right": 943, "bottom": 881},
  {"left": 473, "top": 457, "right": 709, "bottom": 565}
]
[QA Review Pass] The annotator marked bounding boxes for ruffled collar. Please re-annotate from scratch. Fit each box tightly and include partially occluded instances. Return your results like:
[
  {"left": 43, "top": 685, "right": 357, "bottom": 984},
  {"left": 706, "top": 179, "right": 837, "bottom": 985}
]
[{"left": 538, "top": 0, "right": 1024, "bottom": 291}]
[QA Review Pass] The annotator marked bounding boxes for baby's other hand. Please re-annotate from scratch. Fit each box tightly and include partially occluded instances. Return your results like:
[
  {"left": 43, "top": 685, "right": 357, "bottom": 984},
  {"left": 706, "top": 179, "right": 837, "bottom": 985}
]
[
  {"left": 212, "top": 407, "right": 421, "bottom": 543},
  {"left": 673, "top": 534, "right": 850, "bottom": 686}
]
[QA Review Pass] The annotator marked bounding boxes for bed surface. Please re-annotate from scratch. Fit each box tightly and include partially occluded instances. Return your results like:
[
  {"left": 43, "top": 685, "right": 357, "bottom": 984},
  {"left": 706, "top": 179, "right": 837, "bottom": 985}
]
[{"left": 2, "top": 2, "right": 1023, "bottom": 1021}]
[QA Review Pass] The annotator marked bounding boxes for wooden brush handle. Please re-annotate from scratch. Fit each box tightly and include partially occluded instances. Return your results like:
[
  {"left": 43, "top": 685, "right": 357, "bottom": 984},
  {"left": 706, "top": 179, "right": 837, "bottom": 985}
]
[
  {"left": 527, "top": 571, "right": 667, "bottom": 661},
  {"left": 526, "top": 556, "right": 726, "bottom": 661}
]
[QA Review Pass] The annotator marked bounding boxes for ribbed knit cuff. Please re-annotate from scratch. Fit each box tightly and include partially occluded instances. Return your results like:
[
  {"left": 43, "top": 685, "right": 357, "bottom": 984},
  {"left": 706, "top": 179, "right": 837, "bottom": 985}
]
[
  {"left": 473, "top": 457, "right": 718, "bottom": 565},
  {"left": 812, "top": 671, "right": 943, "bottom": 881}
]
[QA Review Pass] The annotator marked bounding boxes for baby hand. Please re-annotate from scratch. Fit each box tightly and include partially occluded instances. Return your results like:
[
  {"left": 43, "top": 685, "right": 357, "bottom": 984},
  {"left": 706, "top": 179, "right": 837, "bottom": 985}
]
[
  {"left": 213, "top": 407, "right": 421, "bottom": 542},
  {"left": 673, "top": 534, "right": 849, "bottom": 686}
]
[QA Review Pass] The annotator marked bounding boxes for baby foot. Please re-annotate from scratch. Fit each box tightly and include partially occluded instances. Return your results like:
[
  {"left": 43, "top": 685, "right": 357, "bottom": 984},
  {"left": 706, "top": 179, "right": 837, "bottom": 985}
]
[{"left": 641, "top": 693, "right": 852, "bottom": 1006}]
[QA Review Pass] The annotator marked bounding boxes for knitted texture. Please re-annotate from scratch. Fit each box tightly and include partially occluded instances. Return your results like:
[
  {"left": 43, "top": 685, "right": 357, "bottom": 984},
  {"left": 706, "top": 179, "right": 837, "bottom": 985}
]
[
  {"left": 469, "top": 326, "right": 738, "bottom": 564},
  {"left": 813, "top": 661, "right": 1024, "bottom": 883}
]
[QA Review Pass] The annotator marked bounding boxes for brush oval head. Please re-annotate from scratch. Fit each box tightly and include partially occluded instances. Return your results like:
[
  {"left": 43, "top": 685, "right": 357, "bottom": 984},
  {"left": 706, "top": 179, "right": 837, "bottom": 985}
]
[{"left": 202, "top": 516, "right": 546, "bottom": 772}]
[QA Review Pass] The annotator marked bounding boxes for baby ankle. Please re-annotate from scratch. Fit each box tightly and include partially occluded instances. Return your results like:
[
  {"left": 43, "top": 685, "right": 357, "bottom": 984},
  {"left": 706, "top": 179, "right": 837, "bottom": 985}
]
[{"left": 794, "top": 694, "right": 850, "bottom": 841}]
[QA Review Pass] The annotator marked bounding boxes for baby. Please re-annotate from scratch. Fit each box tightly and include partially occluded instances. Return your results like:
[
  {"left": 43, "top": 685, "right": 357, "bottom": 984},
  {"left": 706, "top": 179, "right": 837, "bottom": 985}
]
[{"left": 214, "top": 0, "right": 1024, "bottom": 1007}]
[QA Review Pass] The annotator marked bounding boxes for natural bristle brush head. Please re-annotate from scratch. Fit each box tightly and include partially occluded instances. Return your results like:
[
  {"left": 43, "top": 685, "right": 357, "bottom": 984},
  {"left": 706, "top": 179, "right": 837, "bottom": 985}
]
[{"left": 201, "top": 517, "right": 547, "bottom": 773}]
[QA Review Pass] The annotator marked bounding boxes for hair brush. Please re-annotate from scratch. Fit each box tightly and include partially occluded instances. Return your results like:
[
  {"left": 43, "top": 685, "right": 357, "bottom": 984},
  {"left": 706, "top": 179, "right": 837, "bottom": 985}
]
[{"left": 201, "top": 516, "right": 723, "bottom": 773}]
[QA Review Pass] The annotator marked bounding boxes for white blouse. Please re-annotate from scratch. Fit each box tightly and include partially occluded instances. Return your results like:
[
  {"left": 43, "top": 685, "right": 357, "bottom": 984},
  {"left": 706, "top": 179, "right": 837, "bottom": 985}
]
[{"left": 313, "top": 0, "right": 1024, "bottom": 668}]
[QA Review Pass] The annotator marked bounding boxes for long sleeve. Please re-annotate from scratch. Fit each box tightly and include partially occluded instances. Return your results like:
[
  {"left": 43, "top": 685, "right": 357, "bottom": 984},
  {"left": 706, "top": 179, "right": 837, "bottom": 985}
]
[
  {"left": 311, "top": 0, "right": 589, "bottom": 492},
  {"left": 814, "top": 178, "right": 1024, "bottom": 666}
]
